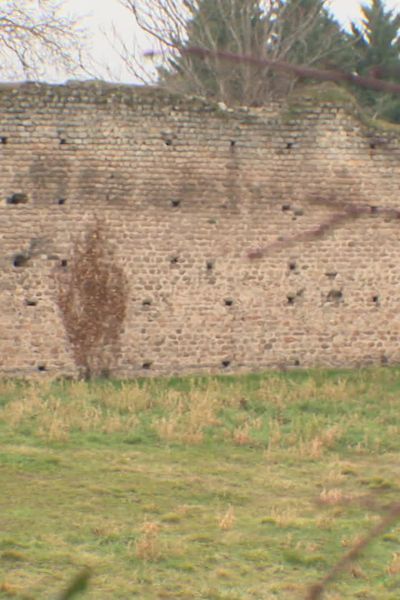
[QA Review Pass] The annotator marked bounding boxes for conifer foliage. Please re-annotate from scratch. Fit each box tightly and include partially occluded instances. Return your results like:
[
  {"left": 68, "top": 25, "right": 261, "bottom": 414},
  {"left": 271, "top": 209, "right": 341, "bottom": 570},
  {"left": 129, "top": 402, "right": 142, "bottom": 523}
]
[{"left": 351, "top": 0, "right": 400, "bottom": 122}]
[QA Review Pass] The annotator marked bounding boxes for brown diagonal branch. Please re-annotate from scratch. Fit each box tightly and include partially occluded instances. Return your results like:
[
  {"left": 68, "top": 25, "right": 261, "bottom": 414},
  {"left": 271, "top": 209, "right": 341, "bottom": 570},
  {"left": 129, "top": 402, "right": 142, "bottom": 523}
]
[
  {"left": 306, "top": 502, "right": 400, "bottom": 600},
  {"left": 247, "top": 202, "right": 400, "bottom": 259},
  {"left": 175, "top": 46, "right": 400, "bottom": 96}
]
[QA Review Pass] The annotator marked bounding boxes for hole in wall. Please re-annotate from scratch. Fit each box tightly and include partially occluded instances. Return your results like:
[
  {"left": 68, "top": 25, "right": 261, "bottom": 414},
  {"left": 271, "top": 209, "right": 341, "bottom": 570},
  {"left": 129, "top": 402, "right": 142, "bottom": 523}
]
[
  {"left": 221, "top": 359, "right": 231, "bottom": 368},
  {"left": 0, "top": 136, "right": 7, "bottom": 144},
  {"left": 57, "top": 198, "right": 66, "bottom": 205},
  {"left": 230, "top": 140, "right": 236, "bottom": 149},
  {"left": 59, "top": 138, "right": 67, "bottom": 145},
  {"left": 142, "top": 299, "right": 152, "bottom": 307},
  {"left": 369, "top": 142, "right": 376, "bottom": 150},
  {"left": 372, "top": 295, "right": 379, "bottom": 304},
  {"left": 293, "top": 359, "right": 300, "bottom": 367},
  {"left": 7, "top": 193, "right": 28, "bottom": 205},
  {"left": 37, "top": 364, "right": 47, "bottom": 372},
  {"left": 286, "top": 142, "right": 293, "bottom": 150},
  {"left": 142, "top": 361, "right": 152, "bottom": 370},
  {"left": 170, "top": 255, "right": 179, "bottom": 264},
  {"left": 13, "top": 254, "right": 29, "bottom": 267},
  {"left": 369, "top": 205, "right": 378, "bottom": 214},
  {"left": 60, "top": 259, "right": 68, "bottom": 268},
  {"left": 325, "top": 271, "right": 337, "bottom": 279},
  {"left": 288, "top": 260, "right": 297, "bottom": 271},
  {"left": 287, "top": 294, "right": 295, "bottom": 305},
  {"left": 327, "top": 289, "right": 343, "bottom": 302},
  {"left": 381, "top": 354, "right": 388, "bottom": 365},
  {"left": 282, "top": 204, "right": 291, "bottom": 212},
  {"left": 164, "top": 138, "right": 173, "bottom": 146},
  {"left": 206, "top": 260, "right": 214, "bottom": 271},
  {"left": 171, "top": 198, "right": 180, "bottom": 208},
  {"left": 224, "top": 298, "right": 234, "bottom": 307},
  {"left": 26, "top": 299, "right": 37, "bottom": 306}
]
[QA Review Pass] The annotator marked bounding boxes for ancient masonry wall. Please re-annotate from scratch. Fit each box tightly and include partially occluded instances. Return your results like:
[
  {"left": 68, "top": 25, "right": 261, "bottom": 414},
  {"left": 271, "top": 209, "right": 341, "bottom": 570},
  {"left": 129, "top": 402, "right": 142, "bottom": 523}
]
[{"left": 1, "top": 81, "right": 400, "bottom": 377}]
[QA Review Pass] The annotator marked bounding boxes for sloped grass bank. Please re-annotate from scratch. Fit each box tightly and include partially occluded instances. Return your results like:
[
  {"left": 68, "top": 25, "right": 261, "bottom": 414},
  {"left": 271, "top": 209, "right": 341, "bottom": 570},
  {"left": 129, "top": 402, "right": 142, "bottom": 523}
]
[{"left": 1, "top": 368, "right": 400, "bottom": 599}]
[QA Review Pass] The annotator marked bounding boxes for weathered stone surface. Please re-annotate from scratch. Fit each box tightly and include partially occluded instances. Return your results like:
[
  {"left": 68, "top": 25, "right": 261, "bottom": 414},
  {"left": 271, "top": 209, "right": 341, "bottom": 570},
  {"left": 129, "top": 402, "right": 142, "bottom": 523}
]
[{"left": 0, "top": 81, "right": 400, "bottom": 377}]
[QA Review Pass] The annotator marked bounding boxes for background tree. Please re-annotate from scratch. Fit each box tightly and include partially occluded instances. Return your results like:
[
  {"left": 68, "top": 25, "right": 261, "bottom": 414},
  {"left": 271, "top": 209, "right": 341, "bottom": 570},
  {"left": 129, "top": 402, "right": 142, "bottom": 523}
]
[
  {"left": 159, "top": 0, "right": 272, "bottom": 105},
  {"left": 117, "top": 0, "right": 352, "bottom": 105},
  {"left": 351, "top": 0, "right": 400, "bottom": 122},
  {"left": 0, "top": 0, "right": 89, "bottom": 80},
  {"left": 280, "top": 0, "right": 354, "bottom": 69}
]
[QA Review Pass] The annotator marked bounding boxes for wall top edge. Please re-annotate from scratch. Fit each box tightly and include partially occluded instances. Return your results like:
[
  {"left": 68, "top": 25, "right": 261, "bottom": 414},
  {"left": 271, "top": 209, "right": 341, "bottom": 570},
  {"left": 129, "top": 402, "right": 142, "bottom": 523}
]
[{"left": 0, "top": 80, "right": 399, "bottom": 136}]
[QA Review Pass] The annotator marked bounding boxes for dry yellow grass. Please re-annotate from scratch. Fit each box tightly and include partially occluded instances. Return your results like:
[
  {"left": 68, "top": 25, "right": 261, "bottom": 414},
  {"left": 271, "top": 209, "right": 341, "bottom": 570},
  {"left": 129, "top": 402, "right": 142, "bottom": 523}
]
[{"left": 2, "top": 369, "right": 400, "bottom": 599}]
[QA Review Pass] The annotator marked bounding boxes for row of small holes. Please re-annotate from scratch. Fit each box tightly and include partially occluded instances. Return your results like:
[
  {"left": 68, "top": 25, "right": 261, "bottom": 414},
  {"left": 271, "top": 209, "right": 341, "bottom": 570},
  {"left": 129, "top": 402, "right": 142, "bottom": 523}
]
[
  {"left": 6, "top": 195, "right": 66, "bottom": 205},
  {"left": 13, "top": 256, "right": 67, "bottom": 268}
]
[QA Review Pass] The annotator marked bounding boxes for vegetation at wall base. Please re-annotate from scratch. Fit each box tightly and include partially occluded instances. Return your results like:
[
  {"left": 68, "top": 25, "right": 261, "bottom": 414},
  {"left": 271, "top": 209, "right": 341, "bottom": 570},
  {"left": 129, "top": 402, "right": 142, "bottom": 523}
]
[{"left": 1, "top": 368, "right": 400, "bottom": 599}]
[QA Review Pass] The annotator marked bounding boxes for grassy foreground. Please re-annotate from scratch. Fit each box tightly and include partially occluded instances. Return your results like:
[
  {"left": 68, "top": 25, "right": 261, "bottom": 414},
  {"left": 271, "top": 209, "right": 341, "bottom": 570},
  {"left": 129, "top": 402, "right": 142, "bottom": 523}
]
[{"left": 1, "top": 369, "right": 400, "bottom": 599}]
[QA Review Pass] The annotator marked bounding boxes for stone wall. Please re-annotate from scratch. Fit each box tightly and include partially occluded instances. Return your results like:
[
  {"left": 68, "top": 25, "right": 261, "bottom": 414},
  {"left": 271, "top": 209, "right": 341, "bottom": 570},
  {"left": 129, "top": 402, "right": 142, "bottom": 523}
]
[{"left": 1, "top": 81, "right": 400, "bottom": 377}]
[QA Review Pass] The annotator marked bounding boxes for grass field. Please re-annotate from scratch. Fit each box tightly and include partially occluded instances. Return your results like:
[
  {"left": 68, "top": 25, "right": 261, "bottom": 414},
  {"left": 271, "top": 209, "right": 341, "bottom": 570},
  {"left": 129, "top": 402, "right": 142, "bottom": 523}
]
[{"left": 1, "top": 368, "right": 400, "bottom": 599}]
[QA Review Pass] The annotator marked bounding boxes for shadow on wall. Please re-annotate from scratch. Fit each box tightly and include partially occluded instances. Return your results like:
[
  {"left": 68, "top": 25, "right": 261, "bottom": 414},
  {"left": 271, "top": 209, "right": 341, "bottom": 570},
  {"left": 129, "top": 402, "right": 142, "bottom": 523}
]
[{"left": 57, "top": 220, "right": 128, "bottom": 379}]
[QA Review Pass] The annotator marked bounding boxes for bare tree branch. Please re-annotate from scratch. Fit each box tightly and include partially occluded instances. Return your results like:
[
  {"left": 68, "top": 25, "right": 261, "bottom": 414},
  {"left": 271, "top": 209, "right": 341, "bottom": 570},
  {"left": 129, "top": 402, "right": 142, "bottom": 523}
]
[
  {"left": 116, "top": 0, "right": 345, "bottom": 104},
  {"left": 0, "top": 0, "right": 90, "bottom": 80},
  {"left": 178, "top": 46, "right": 400, "bottom": 95},
  {"left": 307, "top": 502, "right": 400, "bottom": 600}
]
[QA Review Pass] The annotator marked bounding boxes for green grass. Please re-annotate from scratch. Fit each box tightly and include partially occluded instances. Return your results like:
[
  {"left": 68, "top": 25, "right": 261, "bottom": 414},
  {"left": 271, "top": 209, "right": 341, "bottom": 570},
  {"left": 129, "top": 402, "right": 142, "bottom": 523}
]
[{"left": 1, "top": 368, "right": 400, "bottom": 599}]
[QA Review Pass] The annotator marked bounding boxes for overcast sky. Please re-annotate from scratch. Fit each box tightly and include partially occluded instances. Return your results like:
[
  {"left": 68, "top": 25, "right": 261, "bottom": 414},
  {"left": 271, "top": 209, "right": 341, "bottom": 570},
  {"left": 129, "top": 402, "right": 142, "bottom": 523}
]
[{"left": 27, "top": 0, "right": 400, "bottom": 83}]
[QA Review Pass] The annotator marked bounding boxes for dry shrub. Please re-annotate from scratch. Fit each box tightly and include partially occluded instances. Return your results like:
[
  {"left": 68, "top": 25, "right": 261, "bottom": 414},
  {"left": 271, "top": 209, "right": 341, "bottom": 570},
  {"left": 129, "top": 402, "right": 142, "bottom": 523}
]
[
  {"left": 233, "top": 422, "right": 251, "bottom": 446},
  {"left": 0, "top": 380, "right": 17, "bottom": 396},
  {"left": 257, "top": 377, "right": 291, "bottom": 407},
  {"left": 319, "top": 488, "right": 350, "bottom": 506},
  {"left": 96, "top": 382, "right": 153, "bottom": 413},
  {"left": 101, "top": 414, "right": 124, "bottom": 434},
  {"left": 186, "top": 389, "right": 220, "bottom": 428},
  {"left": 267, "top": 418, "right": 282, "bottom": 452},
  {"left": 298, "top": 426, "right": 342, "bottom": 459},
  {"left": 0, "top": 382, "right": 141, "bottom": 440},
  {"left": 58, "top": 221, "right": 127, "bottom": 379},
  {"left": 218, "top": 506, "right": 235, "bottom": 531},
  {"left": 387, "top": 553, "right": 400, "bottom": 575},
  {"left": 154, "top": 415, "right": 204, "bottom": 445},
  {"left": 135, "top": 521, "right": 162, "bottom": 562},
  {"left": 152, "top": 388, "right": 220, "bottom": 444},
  {"left": 350, "top": 564, "right": 366, "bottom": 579},
  {"left": 325, "top": 463, "right": 347, "bottom": 485},
  {"left": 0, "top": 582, "right": 20, "bottom": 595},
  {"left": 0, "top": 385, "right": 44, "bottom": 427},
  {"left": 92, "top": 521, "right": 124, "bottom": 539},
  {"left": 154, "top": 415, "right": 179, "bottom": 442},
  {"left": 37, "top": 413, "right": 69, "bottom": 442},
  {"left": 181, "top": 428, "right": 204, "bottom": 444},
  {"left": 263, "top": 506, "right": 299, "bottom": 528}
]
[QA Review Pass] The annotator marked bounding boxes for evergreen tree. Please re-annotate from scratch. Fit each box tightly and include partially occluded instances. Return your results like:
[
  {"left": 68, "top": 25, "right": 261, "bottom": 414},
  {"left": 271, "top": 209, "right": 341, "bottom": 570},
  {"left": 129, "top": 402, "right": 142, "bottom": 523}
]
[
  {"left": 159, "top": 0, "right": 271, "bottom": 105},
  {"left": 159, "top": 0, "right": 352, "bottom": 105},
  {"left": 351, "top": 0, "right": 400, "bottom": 122},
  {"left": 280, "top": 0, "right": 354, "bottom": 69}
]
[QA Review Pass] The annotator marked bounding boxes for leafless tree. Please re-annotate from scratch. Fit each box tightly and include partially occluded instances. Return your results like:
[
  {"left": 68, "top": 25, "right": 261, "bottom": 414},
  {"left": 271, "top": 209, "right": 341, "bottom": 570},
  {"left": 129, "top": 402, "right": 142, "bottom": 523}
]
[
  {"left": 0, "top": 0, "right": 89, "bottom": 80},
  {"left": 114, "top": 0, "right": 349, "bottom": 105}
]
